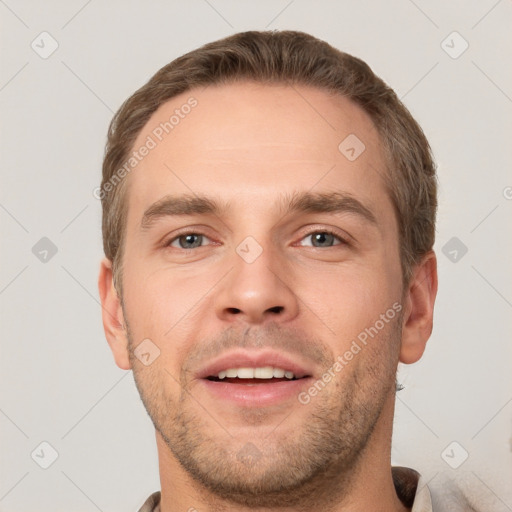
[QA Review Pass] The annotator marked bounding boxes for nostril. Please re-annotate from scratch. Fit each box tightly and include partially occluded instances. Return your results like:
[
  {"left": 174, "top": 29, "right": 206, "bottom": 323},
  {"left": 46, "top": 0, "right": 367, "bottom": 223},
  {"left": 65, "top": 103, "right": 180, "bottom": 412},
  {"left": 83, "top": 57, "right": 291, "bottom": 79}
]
[{"left": 224, "top": 306, "right": 283, "bottom": 316}]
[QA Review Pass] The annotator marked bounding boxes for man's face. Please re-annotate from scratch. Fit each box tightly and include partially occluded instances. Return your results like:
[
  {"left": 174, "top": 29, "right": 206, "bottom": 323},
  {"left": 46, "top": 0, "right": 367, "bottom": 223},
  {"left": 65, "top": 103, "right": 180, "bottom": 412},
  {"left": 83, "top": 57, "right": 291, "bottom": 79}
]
[{"left": 118, "top": 82, "right": 404, "bottom": 503}]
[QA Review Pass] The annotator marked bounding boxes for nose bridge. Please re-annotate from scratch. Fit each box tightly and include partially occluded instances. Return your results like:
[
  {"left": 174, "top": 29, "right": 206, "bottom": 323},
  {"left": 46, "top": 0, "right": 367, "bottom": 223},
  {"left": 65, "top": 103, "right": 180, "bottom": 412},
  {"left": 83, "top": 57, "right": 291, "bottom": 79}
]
[{"left": 215, "top": 235, "right": 299, "bottom": 324}]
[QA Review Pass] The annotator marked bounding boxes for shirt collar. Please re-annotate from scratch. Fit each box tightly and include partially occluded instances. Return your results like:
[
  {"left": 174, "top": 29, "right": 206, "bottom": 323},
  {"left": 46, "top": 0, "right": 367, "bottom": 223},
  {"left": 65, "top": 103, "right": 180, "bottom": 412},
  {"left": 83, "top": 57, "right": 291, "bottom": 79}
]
[{"left": 392, "top": 466, "right": 433, "bottom": 511}]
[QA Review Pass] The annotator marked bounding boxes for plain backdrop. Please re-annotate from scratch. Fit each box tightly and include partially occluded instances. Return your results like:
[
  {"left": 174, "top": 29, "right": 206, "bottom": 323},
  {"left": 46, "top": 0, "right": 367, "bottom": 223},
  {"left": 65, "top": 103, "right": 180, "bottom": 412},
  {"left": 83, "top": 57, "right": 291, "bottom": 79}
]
[{"left": 1, "top": 1, "right": 511, "bottom": 510}]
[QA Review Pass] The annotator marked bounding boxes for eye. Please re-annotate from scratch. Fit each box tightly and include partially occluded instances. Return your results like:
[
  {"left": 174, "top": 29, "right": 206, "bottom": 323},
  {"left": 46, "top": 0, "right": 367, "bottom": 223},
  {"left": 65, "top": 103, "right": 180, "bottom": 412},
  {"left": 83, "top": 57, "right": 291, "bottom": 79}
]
[
  {"left": 299, "top": 231, "right": 345, "bottom": 248},
  {"left": 168, "top": 233, "right": 210, "bottom": 249}
]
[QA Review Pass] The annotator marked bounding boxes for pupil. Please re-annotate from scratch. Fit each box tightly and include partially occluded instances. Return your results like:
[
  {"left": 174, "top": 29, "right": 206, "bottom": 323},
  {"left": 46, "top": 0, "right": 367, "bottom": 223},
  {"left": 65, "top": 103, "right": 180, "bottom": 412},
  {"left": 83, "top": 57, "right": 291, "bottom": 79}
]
[
  {"left": 180, "top": 234, "right": 202, "bottom": 248},
  {"left": 313, "top": 232, "right": 333, "bottom": 247}
]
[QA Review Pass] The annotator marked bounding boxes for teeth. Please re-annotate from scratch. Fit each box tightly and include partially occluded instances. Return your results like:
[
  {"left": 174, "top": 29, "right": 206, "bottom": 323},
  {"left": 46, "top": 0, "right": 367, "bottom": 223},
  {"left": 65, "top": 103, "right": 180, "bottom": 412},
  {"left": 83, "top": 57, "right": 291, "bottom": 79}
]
[
  {"left": 237, "top": 367, "right": 255, "bottom": 378},
  {"left": 216, "top": 367, "right": 296, "bottom": 380},
  {"left": 254, "top": 367, "right": 274, "bottom": 379}
]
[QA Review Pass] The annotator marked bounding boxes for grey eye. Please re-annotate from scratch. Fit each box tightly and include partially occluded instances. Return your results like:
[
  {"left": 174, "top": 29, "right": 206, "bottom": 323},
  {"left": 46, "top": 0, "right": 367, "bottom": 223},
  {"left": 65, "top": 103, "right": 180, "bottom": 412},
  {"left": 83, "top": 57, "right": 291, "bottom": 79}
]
[
  {"left": 312, "top": 232, "right": 335, "bottom": 247},
  {"left": 173, "top": 234, "right": 204, "bottom": 249},
  {"left": 302, "top": 232, "right": 340, "bottom": 248}
]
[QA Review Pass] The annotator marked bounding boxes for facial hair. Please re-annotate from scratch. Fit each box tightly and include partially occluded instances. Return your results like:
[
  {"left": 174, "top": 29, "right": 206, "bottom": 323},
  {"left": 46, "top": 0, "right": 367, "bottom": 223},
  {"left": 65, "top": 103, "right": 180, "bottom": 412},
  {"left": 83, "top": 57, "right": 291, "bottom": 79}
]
[{"left": 127, "top": 315, "right": 402, "bottom": 509}]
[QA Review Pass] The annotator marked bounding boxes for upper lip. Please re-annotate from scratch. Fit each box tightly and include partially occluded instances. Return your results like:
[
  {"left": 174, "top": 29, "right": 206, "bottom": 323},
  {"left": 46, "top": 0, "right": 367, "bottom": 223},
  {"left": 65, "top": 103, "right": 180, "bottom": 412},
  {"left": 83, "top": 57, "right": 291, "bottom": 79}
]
[{"left": 195, "top": 349, "right": 314, "bottom": 380}]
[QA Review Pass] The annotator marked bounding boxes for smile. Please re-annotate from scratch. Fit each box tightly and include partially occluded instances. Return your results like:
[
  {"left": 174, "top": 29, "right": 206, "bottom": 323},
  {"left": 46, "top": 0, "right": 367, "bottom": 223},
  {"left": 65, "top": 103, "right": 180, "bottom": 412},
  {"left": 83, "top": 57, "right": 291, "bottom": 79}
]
[
  {"left": 200, "top": 376, "right": 312, "bottom": 406},
  {"left": 207, "top": 366, "right": 299, "bottom": 382}
]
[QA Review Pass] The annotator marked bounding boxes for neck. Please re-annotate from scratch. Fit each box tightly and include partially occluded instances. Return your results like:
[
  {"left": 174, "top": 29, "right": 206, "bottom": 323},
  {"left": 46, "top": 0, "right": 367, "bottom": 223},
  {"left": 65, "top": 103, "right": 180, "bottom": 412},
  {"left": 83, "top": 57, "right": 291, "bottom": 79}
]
[{"left": 156, "top": 392, "right": 409, "bottom": 512}]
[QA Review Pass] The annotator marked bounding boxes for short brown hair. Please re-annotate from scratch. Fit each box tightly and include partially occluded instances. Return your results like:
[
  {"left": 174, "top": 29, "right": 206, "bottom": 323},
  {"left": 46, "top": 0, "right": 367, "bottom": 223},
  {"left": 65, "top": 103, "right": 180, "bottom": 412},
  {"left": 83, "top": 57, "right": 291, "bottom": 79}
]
[{"left": 101, "top": 30, "right": 437, "bottom": 293}]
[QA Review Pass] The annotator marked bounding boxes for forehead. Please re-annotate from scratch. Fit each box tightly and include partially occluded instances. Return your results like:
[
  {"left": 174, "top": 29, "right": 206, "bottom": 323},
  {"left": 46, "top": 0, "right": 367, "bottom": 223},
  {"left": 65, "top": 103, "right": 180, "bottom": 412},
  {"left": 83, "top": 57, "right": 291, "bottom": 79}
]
[{"left": 125, "top": 81, "right": 390, "bottom": 221}]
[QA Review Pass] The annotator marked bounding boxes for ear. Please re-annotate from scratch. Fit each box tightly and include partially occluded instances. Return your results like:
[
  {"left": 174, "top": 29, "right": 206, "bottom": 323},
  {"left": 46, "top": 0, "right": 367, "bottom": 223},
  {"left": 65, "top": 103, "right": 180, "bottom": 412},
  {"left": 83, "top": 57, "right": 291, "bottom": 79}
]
[
  {"left": 399, "top": 251, "right": 438, "bottom": 364},
  {"left": 98, "top": 258, "right": 131, "bottom": 370}
]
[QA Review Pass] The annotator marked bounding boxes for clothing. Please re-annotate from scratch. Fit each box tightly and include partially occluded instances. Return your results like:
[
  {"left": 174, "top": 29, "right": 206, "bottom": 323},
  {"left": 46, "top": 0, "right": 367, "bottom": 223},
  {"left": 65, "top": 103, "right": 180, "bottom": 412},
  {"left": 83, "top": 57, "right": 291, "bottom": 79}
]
[
  {"left": 137, "top": 466, "right": 435, "bottom": 511},
  {"left": 138, "top": 491, "right": 160, "bottom": 512}
]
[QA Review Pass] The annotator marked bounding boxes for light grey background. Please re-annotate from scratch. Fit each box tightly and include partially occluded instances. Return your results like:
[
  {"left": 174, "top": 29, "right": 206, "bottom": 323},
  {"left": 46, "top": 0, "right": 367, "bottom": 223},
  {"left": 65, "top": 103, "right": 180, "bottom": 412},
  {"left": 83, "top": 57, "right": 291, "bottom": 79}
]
[{"left": 1, "top": 1, "right": 511, "bottom": 510}]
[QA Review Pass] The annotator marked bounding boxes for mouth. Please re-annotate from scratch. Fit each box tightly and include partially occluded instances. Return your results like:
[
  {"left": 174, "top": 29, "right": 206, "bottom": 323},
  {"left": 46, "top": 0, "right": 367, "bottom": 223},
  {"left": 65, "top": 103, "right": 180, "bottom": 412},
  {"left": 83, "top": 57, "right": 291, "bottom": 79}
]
[
  {"left": 197, "top": 351, "right": 314, "bottom": 406},
  {"left": 206, "top": 366, "right": 306, "bottom": 385}
]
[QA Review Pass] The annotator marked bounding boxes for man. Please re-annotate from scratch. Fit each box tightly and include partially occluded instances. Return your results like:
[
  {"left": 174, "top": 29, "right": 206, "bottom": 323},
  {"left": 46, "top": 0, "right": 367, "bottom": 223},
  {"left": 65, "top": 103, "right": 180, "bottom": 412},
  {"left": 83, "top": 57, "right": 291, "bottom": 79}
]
[{"left": 98, "top": 30, "right": 442, "bottom": 511}]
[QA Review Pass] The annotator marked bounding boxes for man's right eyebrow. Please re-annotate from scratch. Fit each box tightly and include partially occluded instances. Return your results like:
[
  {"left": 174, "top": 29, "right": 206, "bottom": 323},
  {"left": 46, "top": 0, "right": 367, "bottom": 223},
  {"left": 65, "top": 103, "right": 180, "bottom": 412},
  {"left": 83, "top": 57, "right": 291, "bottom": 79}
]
[{"left": 140, "top": 194, "right": 224, "bottom": 230}]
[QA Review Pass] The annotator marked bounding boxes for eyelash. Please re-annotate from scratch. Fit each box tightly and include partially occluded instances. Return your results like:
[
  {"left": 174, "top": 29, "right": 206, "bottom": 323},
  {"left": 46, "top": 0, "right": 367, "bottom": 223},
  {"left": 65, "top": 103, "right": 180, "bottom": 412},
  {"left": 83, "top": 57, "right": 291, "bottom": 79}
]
[{"left": 163, "top": 228, "right": 349, "bottom": 249}]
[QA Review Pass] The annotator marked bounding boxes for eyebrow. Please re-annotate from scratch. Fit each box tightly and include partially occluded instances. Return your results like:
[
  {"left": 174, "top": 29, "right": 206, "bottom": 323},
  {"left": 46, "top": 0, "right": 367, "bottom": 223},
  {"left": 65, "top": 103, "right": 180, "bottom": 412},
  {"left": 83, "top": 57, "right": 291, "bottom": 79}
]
[
  {"left": 141, "top": 194, "right": 225, "bottom": 230},
  {"left": 285, "top": 190, "right": 377, "bottom": 225},
  {"left": 140, "top": 191, "right": 377, "bottom": 230}
]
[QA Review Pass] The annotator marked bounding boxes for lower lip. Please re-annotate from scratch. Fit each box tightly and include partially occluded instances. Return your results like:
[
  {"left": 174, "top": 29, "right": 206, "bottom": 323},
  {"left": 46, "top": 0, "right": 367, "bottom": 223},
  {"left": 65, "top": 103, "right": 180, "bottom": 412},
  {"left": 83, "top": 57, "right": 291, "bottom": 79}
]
[{"left": 200, "top": 378, "right": 312, "bottom": 407}]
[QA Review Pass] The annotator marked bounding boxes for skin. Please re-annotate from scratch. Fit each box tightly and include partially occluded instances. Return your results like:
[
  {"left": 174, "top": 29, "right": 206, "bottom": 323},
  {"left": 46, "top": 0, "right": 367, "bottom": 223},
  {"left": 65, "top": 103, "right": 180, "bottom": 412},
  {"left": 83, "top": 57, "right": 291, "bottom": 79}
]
[{"left": 99, "top": 82, "right": 437, "bottom": 512}]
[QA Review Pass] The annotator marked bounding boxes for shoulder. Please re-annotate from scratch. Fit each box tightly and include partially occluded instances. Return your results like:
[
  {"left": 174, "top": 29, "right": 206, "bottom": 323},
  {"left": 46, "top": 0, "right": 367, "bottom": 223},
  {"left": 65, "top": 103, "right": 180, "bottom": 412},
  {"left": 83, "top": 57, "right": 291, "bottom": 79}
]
[
  {"left": 427, "top": 471, "right": 505, "bottom": 512},
  {"left": 137, "top": 491, "right": 161, "bottom": 512}
]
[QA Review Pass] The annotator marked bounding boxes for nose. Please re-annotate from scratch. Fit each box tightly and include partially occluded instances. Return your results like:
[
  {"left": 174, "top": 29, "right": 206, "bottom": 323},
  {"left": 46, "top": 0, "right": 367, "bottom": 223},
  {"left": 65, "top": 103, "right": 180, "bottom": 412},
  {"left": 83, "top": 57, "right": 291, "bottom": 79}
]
[{"left": 214, "top": 243, "right": 300, "bottom": 325}]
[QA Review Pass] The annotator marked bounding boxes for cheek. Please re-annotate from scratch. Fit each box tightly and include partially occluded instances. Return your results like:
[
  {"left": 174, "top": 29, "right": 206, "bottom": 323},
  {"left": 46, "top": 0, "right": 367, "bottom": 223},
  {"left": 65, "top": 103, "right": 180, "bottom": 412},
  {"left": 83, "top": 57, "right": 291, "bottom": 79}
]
[
  {"left": 124, "top": 271, "right": 194, "bottom": 398},
  {"left": 297, "top": 264, "right": 398, "bottom": 335},
  {"left": 121, "top": 261, "right": 218, "bottom": 354}
]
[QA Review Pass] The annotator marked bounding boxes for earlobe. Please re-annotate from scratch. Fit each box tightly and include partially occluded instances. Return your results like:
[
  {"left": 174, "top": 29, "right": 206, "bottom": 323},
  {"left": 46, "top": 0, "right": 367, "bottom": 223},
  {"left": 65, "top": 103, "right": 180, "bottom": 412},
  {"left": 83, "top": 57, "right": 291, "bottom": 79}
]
[
  {"left": 399, "top": 251, "right": 438, "bottom": 364},
  {"left": 98, "top": 258, "right": 131, "bottom": 370}
]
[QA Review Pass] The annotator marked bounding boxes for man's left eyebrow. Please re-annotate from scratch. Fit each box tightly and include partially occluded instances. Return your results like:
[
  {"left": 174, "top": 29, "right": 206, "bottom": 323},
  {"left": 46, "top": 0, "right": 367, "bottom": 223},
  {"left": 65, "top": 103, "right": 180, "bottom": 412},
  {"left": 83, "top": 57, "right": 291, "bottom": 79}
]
[{"left": 283, "top": 191, "right": 378, "bottom": 225}]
